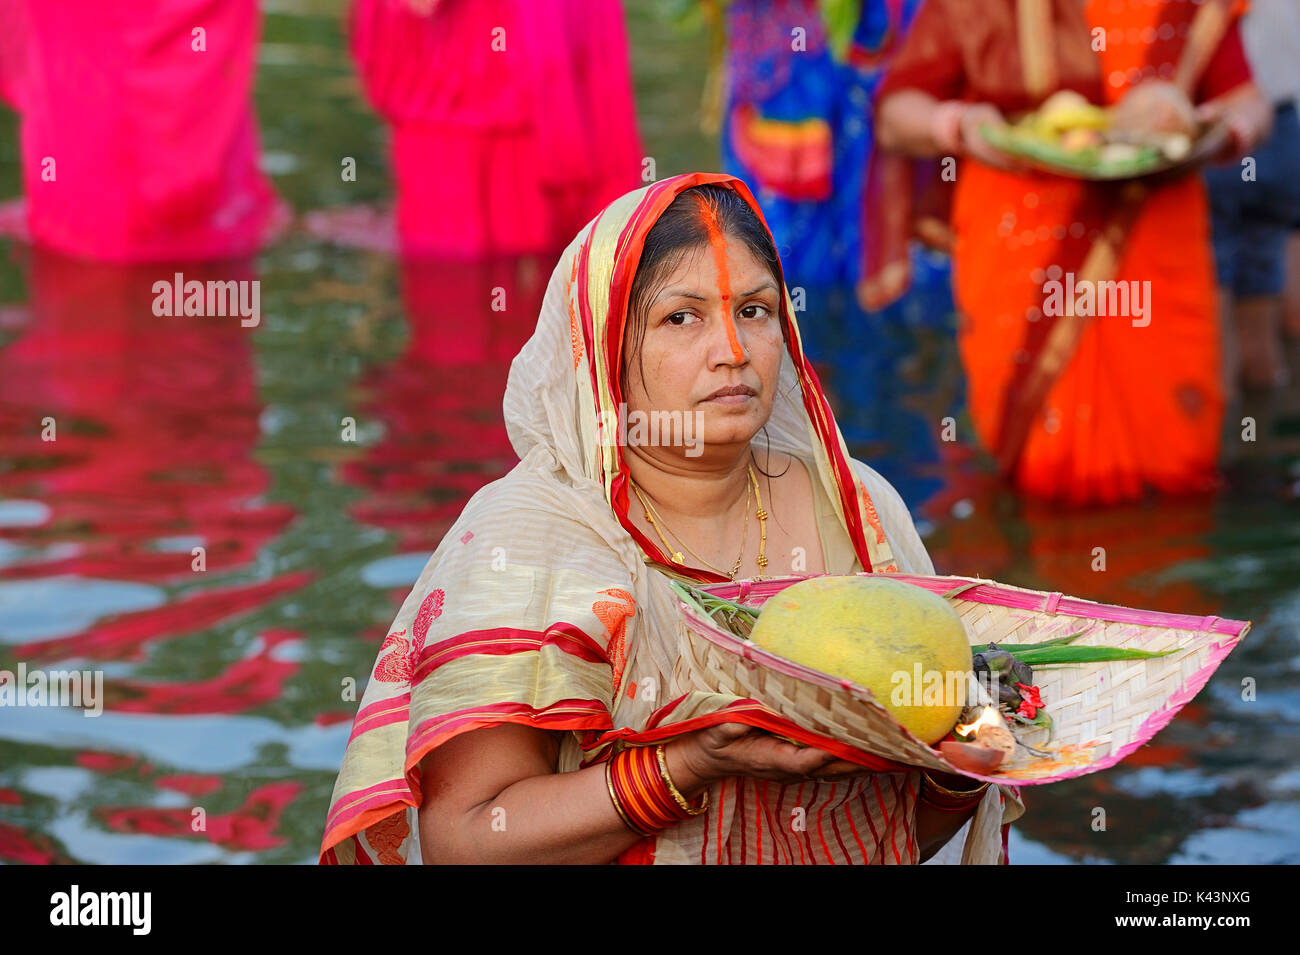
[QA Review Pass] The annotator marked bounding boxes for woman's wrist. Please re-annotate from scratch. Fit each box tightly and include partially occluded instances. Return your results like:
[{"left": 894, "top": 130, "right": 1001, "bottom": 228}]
[
  {"left": 930, "top": 99, "right": 970, "bottom": 154},
  {"left": 663, "top": 736, "right": 717, "bottom": 797}
]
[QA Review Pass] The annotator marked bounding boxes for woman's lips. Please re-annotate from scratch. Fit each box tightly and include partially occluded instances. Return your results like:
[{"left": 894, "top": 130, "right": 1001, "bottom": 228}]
[{"left": 703, "top": 385, "right": 757, "bottom": 404}]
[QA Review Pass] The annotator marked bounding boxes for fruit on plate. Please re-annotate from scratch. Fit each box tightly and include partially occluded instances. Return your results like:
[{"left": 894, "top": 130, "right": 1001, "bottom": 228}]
[
  {"left": 987, "top": 82, "right": 1206, "bottom": 173},
  {"left": 1035, "top": 90, "right": 1111, "bottom": 135},
  {"left": 749, "top": 576, "right": 972, "bottom": 744}
]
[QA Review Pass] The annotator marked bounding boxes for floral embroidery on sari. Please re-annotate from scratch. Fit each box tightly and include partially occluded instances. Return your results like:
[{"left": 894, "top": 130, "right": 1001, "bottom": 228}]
[
  {"left": 858, "top": 477, "right": 889, "bottom": 546},
  {"left": 593, "top": 587, "right": 636, "bottom": 696},
  {"left": 367, "top": 809, "right": 409, "bottom": 866},
  {"left": 373, "top": 629, "right": 411, "bottom": 684},
  {"left": 412, "top": 588, "right": 445, "bottom": 653},
  {"left": 568, "top": 255, "right": 584, "bottom": 370}
]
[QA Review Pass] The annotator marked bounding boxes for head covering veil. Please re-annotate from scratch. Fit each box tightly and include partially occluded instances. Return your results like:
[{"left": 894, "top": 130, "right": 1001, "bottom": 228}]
[
  {"left": 321, "top": 173, "right": 1018, "bottom": 865},
  {"left": 505, "top": 171, "right": 903, "bottom": 578}
]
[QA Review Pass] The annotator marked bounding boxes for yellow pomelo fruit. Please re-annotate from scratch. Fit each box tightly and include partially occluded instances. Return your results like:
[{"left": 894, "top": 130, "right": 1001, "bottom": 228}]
[
  {"left": 750, "top": 576, "right": 972, "bottom": 744},
  {"left": 1036, "top": 89, "right": 1110, "bottom": 134}
]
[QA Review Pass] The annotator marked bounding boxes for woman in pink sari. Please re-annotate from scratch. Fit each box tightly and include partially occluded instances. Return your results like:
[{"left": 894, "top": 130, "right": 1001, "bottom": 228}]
[
  {"left": 0, "top": 1, "right": 285, "bottom": 262},
  {"left": 348, "top": 0, "right": 645, "bottom": 258}
]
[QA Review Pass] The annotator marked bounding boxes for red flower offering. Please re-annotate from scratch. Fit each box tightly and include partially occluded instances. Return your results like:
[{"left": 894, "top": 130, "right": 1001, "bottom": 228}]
[{"left": 1016, "top": 683, "right": 1044, "bottom": 719}]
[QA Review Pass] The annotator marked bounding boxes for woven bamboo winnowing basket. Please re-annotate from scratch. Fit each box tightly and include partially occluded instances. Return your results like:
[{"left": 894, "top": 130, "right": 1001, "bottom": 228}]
[{"left": 672, "top": 573, "right": 1250, "bottom": 786}]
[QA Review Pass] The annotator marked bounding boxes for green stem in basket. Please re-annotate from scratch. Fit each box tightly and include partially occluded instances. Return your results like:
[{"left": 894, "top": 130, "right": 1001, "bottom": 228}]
[
  {"left": 970, "top": 630, "right": 1090, "bottom": 654},
  {"left": 1009, "top": 646, "right": 1177, "bottom": 665},
  {"left": 670, "top": 581, "right": 764, "bottom": 638},
  {"left": 669, "top": 580, "right": 711, "bottom": 618}
]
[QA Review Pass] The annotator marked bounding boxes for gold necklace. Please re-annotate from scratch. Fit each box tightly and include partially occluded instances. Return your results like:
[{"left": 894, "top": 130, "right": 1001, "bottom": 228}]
[
  {"left": 750, "top": 462, "right": 769, "bottom": 577},
  {"left": 630, "top": 464, "right": 769, "bottom": 581},
  {"left": 727, "top": 475, "right": 752, "bottom": 580},
  {"left": 631, "top": 479, "right": 737, "bottom": 576}
]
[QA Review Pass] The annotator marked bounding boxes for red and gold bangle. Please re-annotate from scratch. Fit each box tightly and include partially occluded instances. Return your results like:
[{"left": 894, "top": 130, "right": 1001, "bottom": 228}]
[
  {"left": 919, "top": 770, "right": 990, "bottom": 813},
  {"left": 606, "top": 745, "right": 707, "bottom": 836},
  {"left": 656, "top": 744, "right": 708, "bottom": 817},
  {"left": 628, "top": 744, "right": 685, "bottom": 832},
  {"left": 604, "top": 759, "right": 648, "bottom": 836}
]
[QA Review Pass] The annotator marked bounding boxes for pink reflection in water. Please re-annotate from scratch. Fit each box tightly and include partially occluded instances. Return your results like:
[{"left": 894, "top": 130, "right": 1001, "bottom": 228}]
[
  {"left": 103, "top": 629, "right": 301, "bottom": 716},
  {"left": 96, "top": 782, "right": 304, "bottom": 852},
  {"left": 340, "top": 256, "right": 549, "bottom": 552}
]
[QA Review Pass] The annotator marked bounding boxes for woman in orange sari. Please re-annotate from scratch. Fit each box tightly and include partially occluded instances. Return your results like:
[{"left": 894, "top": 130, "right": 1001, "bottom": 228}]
[
  {"left": 320, "top": 173, "right": 1024, "bottom": 865},
  {"left": 876, "top": 0, "right": 1271, "bottom": 504}
]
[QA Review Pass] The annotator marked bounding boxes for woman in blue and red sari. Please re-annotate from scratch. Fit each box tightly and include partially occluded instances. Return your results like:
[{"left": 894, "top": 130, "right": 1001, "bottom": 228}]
[{"left": 719, "top": 0, "right": 953, "bottom": 329}]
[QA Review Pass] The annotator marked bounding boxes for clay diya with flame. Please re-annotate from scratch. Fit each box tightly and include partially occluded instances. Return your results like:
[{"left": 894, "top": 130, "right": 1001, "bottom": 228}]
[{"left": 938, "top": 705, "right": 1017, "bottom": 775}]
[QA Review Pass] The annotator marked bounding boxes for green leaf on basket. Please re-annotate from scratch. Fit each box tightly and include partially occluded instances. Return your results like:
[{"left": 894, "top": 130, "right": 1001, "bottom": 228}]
[
  {"left": 1009, "top": 646, "right": 1179, "bottom": 664},
  {"left": 970, "top": 630, "right": 1090, "bottom": 654},
  {"left": 671, "top": 581, "right": 762, "bottom": 639}
]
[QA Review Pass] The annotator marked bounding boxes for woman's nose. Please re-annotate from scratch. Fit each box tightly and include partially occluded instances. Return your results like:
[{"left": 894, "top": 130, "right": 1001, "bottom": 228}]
[{"left": 710, "top": 305, "right": 747, "bottom": 365}]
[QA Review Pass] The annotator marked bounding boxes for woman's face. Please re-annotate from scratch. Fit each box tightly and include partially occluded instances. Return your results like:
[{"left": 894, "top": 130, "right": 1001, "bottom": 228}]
[{"left": 622, "top": 235, "right": 784, "bottom": 461}]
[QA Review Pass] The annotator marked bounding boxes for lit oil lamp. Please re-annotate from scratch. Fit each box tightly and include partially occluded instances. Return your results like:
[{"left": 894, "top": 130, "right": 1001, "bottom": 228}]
[{"left": 954, "top": 705, "right": 1016, "bottom": 761}]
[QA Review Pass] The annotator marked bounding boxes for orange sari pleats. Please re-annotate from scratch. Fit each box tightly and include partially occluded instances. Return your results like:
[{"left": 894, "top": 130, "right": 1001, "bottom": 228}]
[{"left": 945, "top": 0, "right": 1235, "bottom": 503}]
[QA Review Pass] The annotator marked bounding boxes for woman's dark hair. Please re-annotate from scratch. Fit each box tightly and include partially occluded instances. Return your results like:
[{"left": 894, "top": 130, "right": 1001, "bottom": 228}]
[{"left": 620, "top": 183, "right": 785, "bottom": 401}]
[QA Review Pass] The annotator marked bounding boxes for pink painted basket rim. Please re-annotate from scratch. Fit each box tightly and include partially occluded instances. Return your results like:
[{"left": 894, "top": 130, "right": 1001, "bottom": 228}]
[
  {"left": 704, "top": 573, "right": 1249, "bottom": 638},
  {"left": 675, "top": 572, "right": 1251, "bottom": 784}
]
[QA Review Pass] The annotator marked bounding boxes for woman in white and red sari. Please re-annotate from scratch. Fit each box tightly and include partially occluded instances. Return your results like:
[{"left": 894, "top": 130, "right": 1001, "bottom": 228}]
[{"left": 320, "top": 173, "right": 1025, "bottom": 865}]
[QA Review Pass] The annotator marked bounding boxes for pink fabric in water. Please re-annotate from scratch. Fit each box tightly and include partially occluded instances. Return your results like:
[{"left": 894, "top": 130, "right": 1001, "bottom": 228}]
[
  {"left": 349, "top": 0, "right": 644, "bottom": 257},
  {"left": 1, "top": 1, "right": 283, "bottom": 262}
]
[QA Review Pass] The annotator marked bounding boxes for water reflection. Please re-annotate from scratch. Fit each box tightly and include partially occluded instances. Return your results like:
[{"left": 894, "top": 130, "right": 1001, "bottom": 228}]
[
  {"left": 341, "top": 254, "right": 551, "bottom": 553},
  {"left": 0, "top": 250, "right": 313, "bottom": 862},
  {"left": 0, "top": 251, "right": 293, "bottom": 583}
]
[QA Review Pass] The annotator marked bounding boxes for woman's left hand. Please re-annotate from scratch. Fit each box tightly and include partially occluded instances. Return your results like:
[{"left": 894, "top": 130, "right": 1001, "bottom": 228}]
[{"left": 1198, "top": 82, "right": 1273, "bottom": 159}]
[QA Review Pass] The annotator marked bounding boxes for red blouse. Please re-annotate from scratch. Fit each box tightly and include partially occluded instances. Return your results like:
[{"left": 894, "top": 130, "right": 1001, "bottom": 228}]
[{"left": 877, "top": 0, "right": 1252, "bottom": 112}]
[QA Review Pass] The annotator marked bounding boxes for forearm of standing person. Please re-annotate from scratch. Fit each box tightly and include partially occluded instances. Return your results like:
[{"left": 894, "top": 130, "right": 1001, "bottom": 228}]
[
  {"left": 1198, "top": 81, "right": 1273, "bottom": 157},
  {"left": 418, "top": 723, "right": 663, "bottom": 864},
  {"left": 876, "top": 89, "right": 951, "bottom": 155},
  {"left": 877, "top": 89, "right": 1017, "bottom": 169}
]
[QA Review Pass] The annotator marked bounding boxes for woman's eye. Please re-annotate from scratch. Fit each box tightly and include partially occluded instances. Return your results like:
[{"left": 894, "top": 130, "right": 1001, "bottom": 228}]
[
  {"left": 739, "top": 304, "right": 770, "bottom": 320},
  {"left": 665, "top": 311, "right": 696, "bottom": 326}
]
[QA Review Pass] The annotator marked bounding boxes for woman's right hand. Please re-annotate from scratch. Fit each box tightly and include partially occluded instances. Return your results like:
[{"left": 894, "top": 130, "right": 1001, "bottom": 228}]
[
  {"left": 668, "top": 722, "right": 866, "bottom": 792},
  {"left": 957, "top": 103, "right": 1022, "bottom": 170}
]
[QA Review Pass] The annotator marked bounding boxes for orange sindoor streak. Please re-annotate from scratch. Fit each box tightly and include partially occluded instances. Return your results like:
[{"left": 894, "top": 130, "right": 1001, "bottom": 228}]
[{"left": 694, "top": 194, "right": 745, "bottom": 363}]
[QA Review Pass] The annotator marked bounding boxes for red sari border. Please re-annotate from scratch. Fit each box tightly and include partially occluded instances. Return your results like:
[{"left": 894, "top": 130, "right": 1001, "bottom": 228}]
[
  {"left": 319, "top": 697, "right": 615, "bottom": 862},
  {"left": 412, "top": 622, "right": 609, "bottom": 682}
]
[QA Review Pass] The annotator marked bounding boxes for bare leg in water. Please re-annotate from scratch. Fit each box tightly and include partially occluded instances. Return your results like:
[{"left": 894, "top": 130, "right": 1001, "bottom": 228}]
[
  {"left": 1284, "top": 231, "right": 1300, "bottom": 340},
  {"left": 1235, "top": 295, "right": 1289, "bottom": 390}
]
